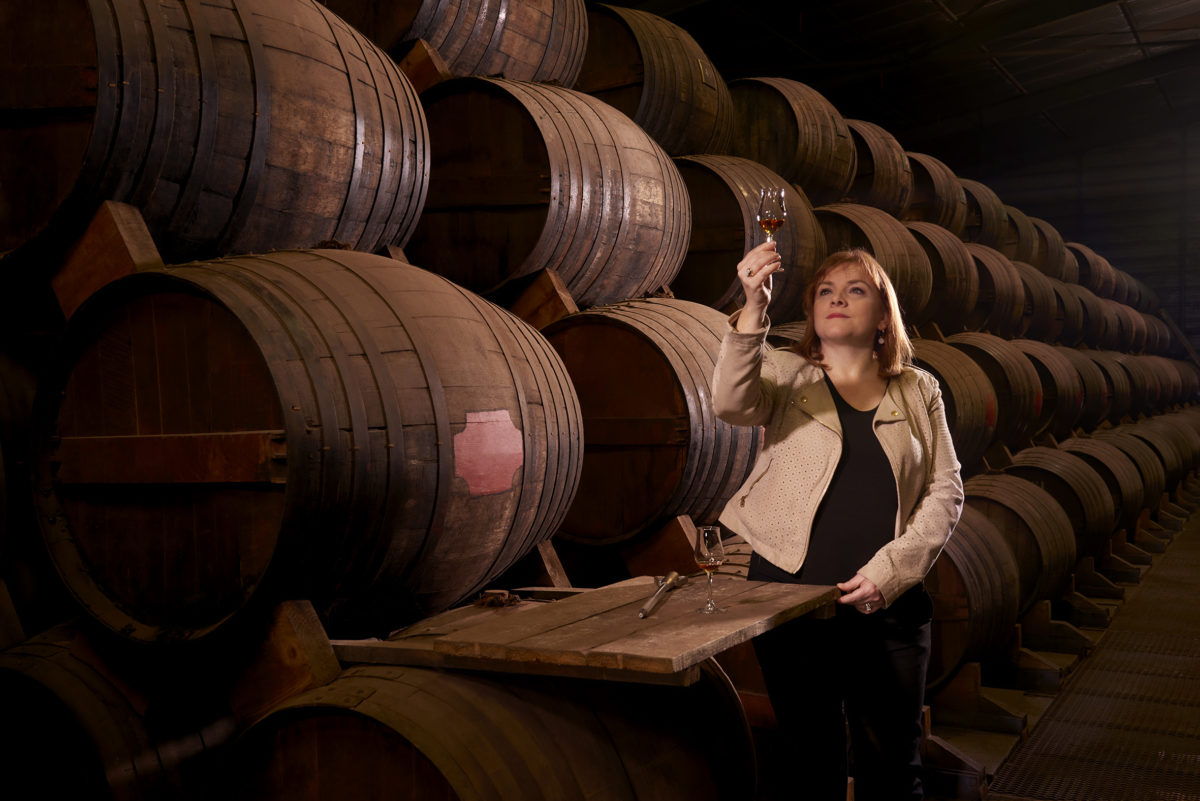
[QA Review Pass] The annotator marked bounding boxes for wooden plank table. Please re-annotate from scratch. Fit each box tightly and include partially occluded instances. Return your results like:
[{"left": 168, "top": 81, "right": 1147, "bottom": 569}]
[{"left": 332, "top": 576, "right": 837, "bottom": 686}]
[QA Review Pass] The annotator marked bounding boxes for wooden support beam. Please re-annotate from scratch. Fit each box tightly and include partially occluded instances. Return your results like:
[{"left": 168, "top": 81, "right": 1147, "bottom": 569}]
[
  {"left": 1020, "top": 600, "right": 1095, "bottom": 655},
  {"left": 505, "top": 268, "right": 579, "bottom": 330}
]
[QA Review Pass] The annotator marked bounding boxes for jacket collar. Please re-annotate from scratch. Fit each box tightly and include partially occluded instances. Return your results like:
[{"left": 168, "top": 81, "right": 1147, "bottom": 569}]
[{"left": 791, "top": 364, "right": 910, "bottom": 434}]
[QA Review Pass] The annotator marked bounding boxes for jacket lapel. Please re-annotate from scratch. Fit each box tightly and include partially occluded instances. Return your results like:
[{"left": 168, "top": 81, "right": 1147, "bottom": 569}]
[
  {"left": 874, "top": 377, "right": 909, "bottom": 427},
  {"left": 792, "top": 370, "right": 841, "bottom": 435}
]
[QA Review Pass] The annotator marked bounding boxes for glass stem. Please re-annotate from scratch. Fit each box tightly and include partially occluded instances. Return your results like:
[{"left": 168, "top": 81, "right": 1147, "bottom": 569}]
[{"left": 707, "top": 571, "right": 714, "bottom": 604}]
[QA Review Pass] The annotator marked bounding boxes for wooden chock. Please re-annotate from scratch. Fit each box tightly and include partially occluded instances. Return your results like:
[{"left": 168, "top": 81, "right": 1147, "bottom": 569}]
[
  {"left": 377, "top": 244, "right": 409, "bottom": 263},
  {"left": 507, "top": 268, "right": 580, "bottom": 330},
  {"left": 920, "top": 706, "right": 990, "bottom": 800},
  {"left": 1073, "top": 556, "right": 1126, "bottom": 600},
  {"left": 929, "top": 662, "right": 1028, "bottom": 735},
  {"left": 227, "top": 600, "right": 340, "bottom": 727},
  {"left": 1019, "top": 600, "right": 1094, "bottom": 655},
  {"left": 1109, "top": 529, "right": 1152, "bottom": 566},
  {"left": 393, "top": 38, "right": 453, "bottom": 94},
  {"left": 52, "top": 201, "right": 163, "bottom": 319},
  {"left": 619, "top": 514, "right": 697, "bottom": 579}
]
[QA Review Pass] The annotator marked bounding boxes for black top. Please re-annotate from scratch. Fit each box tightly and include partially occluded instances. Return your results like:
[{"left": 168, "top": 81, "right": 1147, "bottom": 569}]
[{"left": 751, "top": 374, "right": 898, "bottom": 585}]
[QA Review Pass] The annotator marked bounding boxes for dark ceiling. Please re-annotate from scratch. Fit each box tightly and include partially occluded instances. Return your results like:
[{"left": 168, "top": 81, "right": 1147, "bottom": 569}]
[{"left": 614, "top": 0, "right": 1200, "bottom": 180}]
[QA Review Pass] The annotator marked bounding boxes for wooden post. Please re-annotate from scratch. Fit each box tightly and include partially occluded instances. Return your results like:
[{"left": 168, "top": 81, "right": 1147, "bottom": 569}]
[
  {"left": 393, "top": 38, "right": 453, "bottom": 94},
  {"left": 52, "top": 201, "right": 163, "bottom": 319},
  {"left": 227, "top": 600, "right": 340, "bottom": 727}
]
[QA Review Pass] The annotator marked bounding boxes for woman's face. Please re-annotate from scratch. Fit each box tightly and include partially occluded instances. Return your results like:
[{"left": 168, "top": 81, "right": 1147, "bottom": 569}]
[{"left": 811, "top": 263, "right": 888, "bottom": 347}]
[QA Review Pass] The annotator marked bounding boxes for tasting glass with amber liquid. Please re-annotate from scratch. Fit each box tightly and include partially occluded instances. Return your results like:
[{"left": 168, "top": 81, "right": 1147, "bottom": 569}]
[
  {"left": 756, "top": 188, "right": 787, "bottom": 243},
  {"left": 694, "top": 525, "right": 726, "bottom": 614}
]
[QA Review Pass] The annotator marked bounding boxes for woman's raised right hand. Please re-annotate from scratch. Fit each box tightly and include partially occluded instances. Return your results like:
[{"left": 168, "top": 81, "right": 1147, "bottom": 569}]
[{"left": 736, "top": 240, "right": 782, "bottom": 331}]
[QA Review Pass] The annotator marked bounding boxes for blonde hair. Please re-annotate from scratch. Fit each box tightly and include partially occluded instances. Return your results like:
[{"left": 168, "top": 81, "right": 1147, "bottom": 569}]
[{"left": 794, "top": 249, "right": 914, "bottom": 377}]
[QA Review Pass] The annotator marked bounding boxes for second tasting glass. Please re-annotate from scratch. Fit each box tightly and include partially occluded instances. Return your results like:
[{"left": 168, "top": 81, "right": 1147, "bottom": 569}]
[
  {"left": 756, "top": 188, "right": 787, "bottom": 243},
  {"left": 694, "top": 525, "right": 726, "bottom": 614}
]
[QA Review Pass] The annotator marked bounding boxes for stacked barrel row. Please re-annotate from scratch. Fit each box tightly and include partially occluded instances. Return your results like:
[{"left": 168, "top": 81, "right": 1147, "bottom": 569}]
[{"left": 2, "top": 1, "right": 1199, "bottom": 800}]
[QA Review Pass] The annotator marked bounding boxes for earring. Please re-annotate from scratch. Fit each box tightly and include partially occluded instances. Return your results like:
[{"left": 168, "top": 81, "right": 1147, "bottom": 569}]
[{"left": 876, "top": 330, "right": 885, "bottom": 346}]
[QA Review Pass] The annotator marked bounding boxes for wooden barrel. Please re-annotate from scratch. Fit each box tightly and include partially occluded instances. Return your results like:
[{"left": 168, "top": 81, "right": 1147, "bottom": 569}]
[
  {"left": 1141, "top": 416, "right": 1200, "bottom": 473},
  {"left": 1145, "top": 356, "right": 1185, "bottom": 406},
  {"left": 1112, "top": 352, "right": 1162, "bottom": 413},
  {"left": 1025, "top": 218, "right": 1067, "bottom": 280},
  {"left": 321, "top": 0, "right": 587, "bottom": 86},
  {"left": 1011, "top": 340, "right": 1084, "bottom": 440},
  {"left": 1094, "top": 300, "right": 1124, "bottom": 351},
  {"left": 671, "top": 156, "right": 825, "bottom": 322},
  {"left": 963, "top": 474, "right": 1076, "bottom": 614},
  {"left": 1118, "top": 421, "right": 1187, "bottom": 489},
  {"left": 926, "top": 505, "right": 1020, "bottom": 689},
  {"left": 813, "top": 203, "right": 933, "bottom": 323},
  {"left": 767, "top": 320, "right": 809, "bottom": 348},
  {"left": 1065, "top": 242, "right": 1118, "bottom": 299},
  {"left": 1009, "top": 261, "right": 1057, "bottom": 341},
  {"left": 912, "top": 339, "right": 997, "bottom": 472},
  {"left": 904, "top": 222, "right": 978, "bottom": 334},
  {"left": 407, "top": 77, "right": 690, "bottom": 307},
  {"left": 958, "top": 178, "right": 1006, "bottom": 249},
  {"left": 999, "top": 206, "right": 1039, "bottom": 265},
  {"left": 236, "top": 662, "right": 755, "bottom": 801},
  {"left": 1084, "top": 351, "right": 1134, "bottom": 423},
  {"left": 1, "top": 0, "right": 429, "bottom": 264},
  {"left": 1092, "top": 430, "right": 1168, "bottom": 512},
  {"left": 1054, "top": 346, "right": 1112, "bottom": 432},
  {"left": 901, "top": 153, "right": 967, "bottom": 236},
  {"left": 1046, "top": 278, "right": 1085, "bottom": 346},
  {"left": 1061, "top": 283, "right": 1110, "bottom": 348},
  {"left": 845, "top": 119, "right": 913, "bottom": 216},
  {"left": 0, "top": 625, "right": 230, "bottom": 800},
  {"left": 577, "top": 4, "right": 733, "bottom": 156},
  {"left": 1168, "top": 357, "right": 1200, "bottom": 403},
  {"left": 1005, "top": 446, "right": 1116, "bottom": 558},
  {"left": 1145, "top": 313, "right": 1173, "bottom": 355},
  {"left": 543, "top": 299, "right": 759, "bottom": 544},
  {"left": 1059, "top": 436, "right": 1145, "bottom": 535},
  {"left": 946, "top": 332, "right": 1043, "bottom": 450},
  {"left": 962, "top": 244, "right": 1024, "bottom": 338},
  {"left": 728, "top": 78, "right": 857, "bottom": 205},
  {"left": 1107, "top": 300, "right": 1149, "bottom": 353},
  {"left": 1132, "top": 277, "right": 1161, "bottom": 313},
  {"left": 37, "top": 251, "right": 583, "bottom": 642},
  {"left": 1059, "top": 246, "right": 1082, "bottom": 284},
  {"left": 1113, "top": 270, "right": 1140, "bottom": 308}
]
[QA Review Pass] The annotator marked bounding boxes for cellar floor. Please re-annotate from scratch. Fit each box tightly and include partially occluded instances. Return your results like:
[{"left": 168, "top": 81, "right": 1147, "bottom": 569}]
[{"left": 986, "top": 507, "right": 1200, "bottom": 801}]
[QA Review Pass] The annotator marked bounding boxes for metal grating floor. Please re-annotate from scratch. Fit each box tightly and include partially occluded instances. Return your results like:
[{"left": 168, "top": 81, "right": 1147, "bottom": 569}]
[{"left": 988, "top": 513, "right": 1200, "bottom": 801}]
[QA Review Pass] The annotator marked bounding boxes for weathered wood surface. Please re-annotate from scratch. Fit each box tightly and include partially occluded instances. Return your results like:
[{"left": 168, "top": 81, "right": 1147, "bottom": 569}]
[{"left": 333, "top": 578, "right": 837, "bottom": 685}]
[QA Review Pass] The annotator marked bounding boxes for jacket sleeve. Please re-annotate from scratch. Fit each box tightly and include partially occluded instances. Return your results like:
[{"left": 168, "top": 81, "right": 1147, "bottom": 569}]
[
  {"left": 711, "top": 310, "right": 779, "bottom": 427},
  {"left": 857, "top": 376, "right": 964, "bottom": 606}
]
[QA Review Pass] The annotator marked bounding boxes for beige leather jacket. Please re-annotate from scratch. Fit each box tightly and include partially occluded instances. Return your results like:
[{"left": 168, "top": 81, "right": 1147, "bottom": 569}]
[{"left": 712, "top": 317, "right": 963, "bottom": 606}]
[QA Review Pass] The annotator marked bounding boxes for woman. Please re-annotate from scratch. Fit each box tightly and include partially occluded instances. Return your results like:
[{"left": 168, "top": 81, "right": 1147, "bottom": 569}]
[{"left": 712, "top": 242, "right": 963, "bottom": 801}]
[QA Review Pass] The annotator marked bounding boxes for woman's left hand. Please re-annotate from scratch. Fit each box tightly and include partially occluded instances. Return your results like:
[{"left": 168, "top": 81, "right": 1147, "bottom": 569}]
[{"left": 836, "top": 574, "right": 884, "bottom": 614}]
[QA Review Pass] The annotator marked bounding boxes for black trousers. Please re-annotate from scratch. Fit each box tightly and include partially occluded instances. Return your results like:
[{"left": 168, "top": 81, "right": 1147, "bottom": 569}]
[{"left": 750, "top": 556, "right": 932, "bottom": 801}]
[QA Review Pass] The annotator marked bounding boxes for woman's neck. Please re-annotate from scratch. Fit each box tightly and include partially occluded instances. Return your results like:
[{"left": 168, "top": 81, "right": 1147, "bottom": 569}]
[{"left": 820, "top": 341, "right": 881, "bottom": 383}]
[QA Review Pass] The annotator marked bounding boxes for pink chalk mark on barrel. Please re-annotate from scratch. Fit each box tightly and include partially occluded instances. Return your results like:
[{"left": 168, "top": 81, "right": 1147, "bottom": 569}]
[{"left": 453, "top": 410, "right": 524, "bottom": 495}]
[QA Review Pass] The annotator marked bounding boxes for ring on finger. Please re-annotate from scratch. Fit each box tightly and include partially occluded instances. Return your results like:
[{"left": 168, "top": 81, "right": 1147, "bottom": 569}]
[
  {"left": 745, "top": 267, "right": 753, "bottom": 276},
  {"left": 863, "top": 602, "right": 873, "bottom": 612}
]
